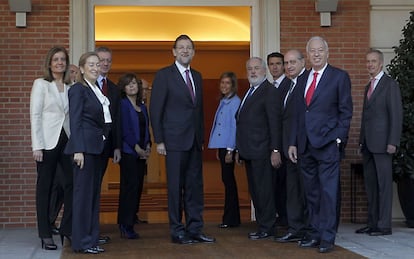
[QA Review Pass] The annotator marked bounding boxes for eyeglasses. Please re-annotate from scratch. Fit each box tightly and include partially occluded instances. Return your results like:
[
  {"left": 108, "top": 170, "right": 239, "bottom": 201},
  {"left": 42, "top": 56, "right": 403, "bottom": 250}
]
[{"left": 100, "top": 58, "right": 112, "bottom": 63}]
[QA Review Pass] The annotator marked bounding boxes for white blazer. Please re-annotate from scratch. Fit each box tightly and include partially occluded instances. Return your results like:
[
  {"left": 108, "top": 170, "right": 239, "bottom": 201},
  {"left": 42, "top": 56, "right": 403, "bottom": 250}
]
[{"left": 30, "top": 78, "right": 70, "bottom": 151}]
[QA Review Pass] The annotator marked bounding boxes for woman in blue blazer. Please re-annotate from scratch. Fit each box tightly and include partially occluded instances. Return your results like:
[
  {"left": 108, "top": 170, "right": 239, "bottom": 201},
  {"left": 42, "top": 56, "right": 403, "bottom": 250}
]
[
  {"left": 208, "top": 72, "right": 241, "bottom": 228},
  {"left": 117, "top": 73, "right": 151, "bottom": 239},
  {"left": 65, "top": 52, "right": 110, "bottom": 254}
]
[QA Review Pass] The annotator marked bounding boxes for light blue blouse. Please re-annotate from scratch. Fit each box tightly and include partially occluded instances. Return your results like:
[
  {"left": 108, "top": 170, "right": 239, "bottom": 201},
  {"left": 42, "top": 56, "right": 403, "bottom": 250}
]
[{"left": 208, "top": 94, "right": 241, "bottom": 149}]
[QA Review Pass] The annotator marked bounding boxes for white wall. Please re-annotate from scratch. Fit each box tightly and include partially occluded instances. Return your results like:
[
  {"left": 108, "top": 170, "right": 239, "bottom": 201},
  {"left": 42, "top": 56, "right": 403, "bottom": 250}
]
[{"left": 370, "top": 0, "right": 414, "bottom": 221}]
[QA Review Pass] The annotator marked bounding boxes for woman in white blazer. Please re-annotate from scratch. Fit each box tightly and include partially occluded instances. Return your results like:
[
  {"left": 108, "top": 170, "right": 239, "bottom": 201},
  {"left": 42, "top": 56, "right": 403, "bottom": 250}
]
[{"left": 30, "top": 46, "right": 73, "bottom": 250}]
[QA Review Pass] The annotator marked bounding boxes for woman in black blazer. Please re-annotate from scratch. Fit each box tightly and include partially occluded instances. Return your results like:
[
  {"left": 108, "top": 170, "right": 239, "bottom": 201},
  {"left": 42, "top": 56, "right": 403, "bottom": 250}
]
[
  {"left": 65, "top": 52, "right": 110, "bottom": 254},
  {"left": 117, "top": 73, "right": 151, "bottom": 239}
]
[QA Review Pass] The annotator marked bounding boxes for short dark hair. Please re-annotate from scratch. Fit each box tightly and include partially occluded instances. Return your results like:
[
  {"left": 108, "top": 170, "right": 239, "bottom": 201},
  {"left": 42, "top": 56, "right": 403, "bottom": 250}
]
[
  {"left": 173, "top": 34, "right": 194, "bottom": 49},
  {"left": 267, "top": 52, "right": 284, "bottom": 65},
  {"left": 95, "top": 46, "right": 112, "bottom": 54},
  {"left": 118, "top": 72, "right": 143, "bottom": 106}
]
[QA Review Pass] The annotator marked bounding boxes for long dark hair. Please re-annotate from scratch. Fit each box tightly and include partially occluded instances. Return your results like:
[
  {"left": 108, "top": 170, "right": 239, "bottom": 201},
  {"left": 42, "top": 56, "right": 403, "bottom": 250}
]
[
  {"left": 118, "top": 72, "right": 143, "bottom": 106},
  {"left": 43, "top": 46, "right": 71, "bottom": 84}
]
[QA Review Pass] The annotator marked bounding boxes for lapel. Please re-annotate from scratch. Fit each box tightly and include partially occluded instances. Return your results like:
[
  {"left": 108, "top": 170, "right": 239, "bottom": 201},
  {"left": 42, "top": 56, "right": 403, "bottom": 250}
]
[
  {"left": 86, "top": 84, "right": 104, "bottom": 111},
  {"left": 240, "top": 81, "right": 265, "bottom": 113},
  {"left": 48, "top": 81, "right": 64, "bottom": 112},
  {"left": 366, "top": 75, "right": 385, "bottom": 105},
  {"left": 308, "top": 65, "right": 331, "bottom": 106},
  {"left": 172, "top": 64, "right": 196, "bottom": 105}
]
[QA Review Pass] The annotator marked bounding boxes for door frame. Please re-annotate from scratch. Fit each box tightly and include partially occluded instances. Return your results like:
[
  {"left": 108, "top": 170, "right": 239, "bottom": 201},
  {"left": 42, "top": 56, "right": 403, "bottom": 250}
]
[{"left": 69, "top": 0, "right": 281, "bottom": 64}]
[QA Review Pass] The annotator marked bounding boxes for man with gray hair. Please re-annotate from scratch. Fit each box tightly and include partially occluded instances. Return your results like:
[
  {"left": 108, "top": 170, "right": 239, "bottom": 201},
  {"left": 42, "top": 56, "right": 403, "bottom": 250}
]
[
  {"left": 235, "top": 57, "right": 282, "bottom": 240},
  {"left": 288, "top": 37, "right": 353, "bottom": 253}
]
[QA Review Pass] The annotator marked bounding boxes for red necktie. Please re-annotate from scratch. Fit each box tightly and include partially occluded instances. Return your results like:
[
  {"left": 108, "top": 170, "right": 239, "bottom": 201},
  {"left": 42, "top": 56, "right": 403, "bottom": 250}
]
[
  {"left": 367, "top": 78, "right": 375, "bottom": 100},
  {"left": 185, "top": 69, "right": 195, "bottom": 103},
  {"left": 101, "top": 78, "right": 108, "bottom": 96},
  {"left": 305, "top": 72, "right": 318, "bottom": 106}
]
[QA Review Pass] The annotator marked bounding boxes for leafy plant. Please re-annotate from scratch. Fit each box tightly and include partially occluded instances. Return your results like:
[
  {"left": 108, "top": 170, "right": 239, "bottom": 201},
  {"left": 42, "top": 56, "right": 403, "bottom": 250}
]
[{"left": 388, "top": 11, "right": 414, "bottom": 181}]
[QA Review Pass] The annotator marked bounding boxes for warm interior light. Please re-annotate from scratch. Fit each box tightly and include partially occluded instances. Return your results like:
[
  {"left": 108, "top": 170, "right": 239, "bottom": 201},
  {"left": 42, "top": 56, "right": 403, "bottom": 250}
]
[{"left": 95, "top": 6, "right": 250, "bottom": 41}]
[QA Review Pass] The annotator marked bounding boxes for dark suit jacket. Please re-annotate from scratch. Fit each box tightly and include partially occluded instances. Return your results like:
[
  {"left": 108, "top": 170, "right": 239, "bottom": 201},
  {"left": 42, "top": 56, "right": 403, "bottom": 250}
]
[
  {"left": 236, "top": 80, "right": 282, "bottom": 160},
  {"left": 359, "top": 73, "right": 402, "bottom": 153},
  {"left": 282, "top": 70, "right": 309, "bottom": 158},
  {"left": 121, "top": 98, "right": 151, "bottom": 158},
  {"left": 149, "top": 63, "right": 204, "bottom": 151},
  {"left": 278, "top": 76, "right": 292, "bottom": 102},
  {"left": 64, "top": 82, "right": 105, "bottom": 155},
  {"left": 290, "top": 64, "right": 353, "bottom": 154},
  {"left": 106, "top": 79, "right": 122, "bottom": 153}
]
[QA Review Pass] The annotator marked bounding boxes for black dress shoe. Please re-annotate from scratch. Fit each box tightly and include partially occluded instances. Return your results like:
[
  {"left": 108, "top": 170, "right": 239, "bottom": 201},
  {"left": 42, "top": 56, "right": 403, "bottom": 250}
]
[
  {"left": 319, "top": 241, "right": 334, "bottom": 253},
  {"left": 298, "top": 238, "right": 320, "bottom": 248},
  {"left": 81, "top": 248, "right": 99, "bottom": 254},
  {"left": 274, "top": 232, "right": 302, "bottom": 243},
  {"left": 218, "top": 223, "right": 239, "bottom": 228},
  {"left": 98, "top": 235, "right": 111, "bottom": 245},
  {"left": 248, "top": 231, "right": 273, "bottom": 240},
  {"left": 171, "top": 235, "right": 194, "bottom": 244},
  {"left": 369, "top": 228, "right": 392, "bottom": 236},
  {"left": 189, "top": 233, "right": 216, "bottom": 243},
  {"left": 93, "top": 246, "right": 105, "bottom": 253},
  {"left": 135, "top": 218, "right": 148, "bottom": 224},
  {"left": 355, "top": 226, "right": 374, "bottom": 234}
]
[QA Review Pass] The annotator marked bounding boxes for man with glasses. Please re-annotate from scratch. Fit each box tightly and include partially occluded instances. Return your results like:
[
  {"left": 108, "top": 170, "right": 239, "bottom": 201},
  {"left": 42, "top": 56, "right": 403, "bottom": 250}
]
[
  {"left": 275, "top": 49, "right": 309, "bottom": 243},
  {"left": 95, "top": 46, "right": 122, "bottom": 245}
]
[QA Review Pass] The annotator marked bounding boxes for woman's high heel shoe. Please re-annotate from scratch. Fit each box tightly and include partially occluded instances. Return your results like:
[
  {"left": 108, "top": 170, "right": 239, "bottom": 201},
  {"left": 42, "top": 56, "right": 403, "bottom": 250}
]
[
  {"left": 41, "top": 238, "right": 57, "bottom": 250},
  {"left": 60, "top": 234, "right": 72, "bottom": 245},
  {"left": 119, "top": 224, "right": 140, "bottom": 239}
]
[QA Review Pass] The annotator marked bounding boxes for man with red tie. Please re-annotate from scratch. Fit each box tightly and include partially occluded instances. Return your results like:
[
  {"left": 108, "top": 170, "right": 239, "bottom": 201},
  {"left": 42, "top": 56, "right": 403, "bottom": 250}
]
[{"left": 288, "top": 36, "right": 353, "bottom": 253}]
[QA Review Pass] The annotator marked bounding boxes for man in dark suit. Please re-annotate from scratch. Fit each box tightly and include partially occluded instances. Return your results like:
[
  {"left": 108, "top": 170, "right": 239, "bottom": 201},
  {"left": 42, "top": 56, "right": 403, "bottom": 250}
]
[
  {"left": 275, "top": 49, "right": 309, "bottom": 243},
  {"left": 95, "top": 47, "right": 122, "bottom": 172},
  {"left": 149, "top": 34, "right": 215, "bottom": 245},
  {"left": 356, "top": 49, "right": 402, "bottom": 236},
  {"left": 235, "top": 57, "right": 282, "bottom": 240},
  {"left": 288, "top": 36, "right": 353, "bottom": 253},
  {"left": 95, "top": 46, "right": 122, "bottom": 245},
  {"left": 267, "top": 52, "right": 290, "bottom": 227}
]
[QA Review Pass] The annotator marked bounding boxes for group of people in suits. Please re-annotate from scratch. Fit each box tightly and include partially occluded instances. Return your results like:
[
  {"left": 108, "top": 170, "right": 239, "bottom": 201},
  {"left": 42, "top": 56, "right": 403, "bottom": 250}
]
[
  {"left": 30, "top": 34, "right": 402, "bottom": 254},
  {"left": 231, "top": 36, "right": 402, "bottom": 254}
]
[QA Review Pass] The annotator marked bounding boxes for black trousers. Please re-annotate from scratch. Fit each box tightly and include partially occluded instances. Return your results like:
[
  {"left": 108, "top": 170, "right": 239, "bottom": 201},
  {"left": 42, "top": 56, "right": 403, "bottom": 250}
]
[
  {"left": 71, "top": 153, "right": 103, "bottom": 251},
  {"left": 165, "top": 145, "right": 204, "bottom": 237},
  {"left": 49, "top": 164, "right": 64, "bottom": 226},
  {"left": 273, "top": 162, "right": 287, "bottom": 224},
  {"left": 117, "top": 153, "right": 146, "bottom": 226},
  {"left": 218, "top": 149, "right": 241, "bottom": 226},
  {"left": 245, "top": 158, "right": 275, "bottom": 233},
  {"left": 36, "top": 130, "right": 72, "bottom": 238},
  {"left": 285, "top": 158, "right": 308, "bottom": 234}
]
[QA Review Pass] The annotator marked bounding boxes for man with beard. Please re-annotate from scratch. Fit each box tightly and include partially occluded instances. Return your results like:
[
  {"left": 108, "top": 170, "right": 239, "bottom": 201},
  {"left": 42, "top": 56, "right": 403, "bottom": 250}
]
[{"left": 235, "top": 57, "right": 282, "bottom": 240}]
